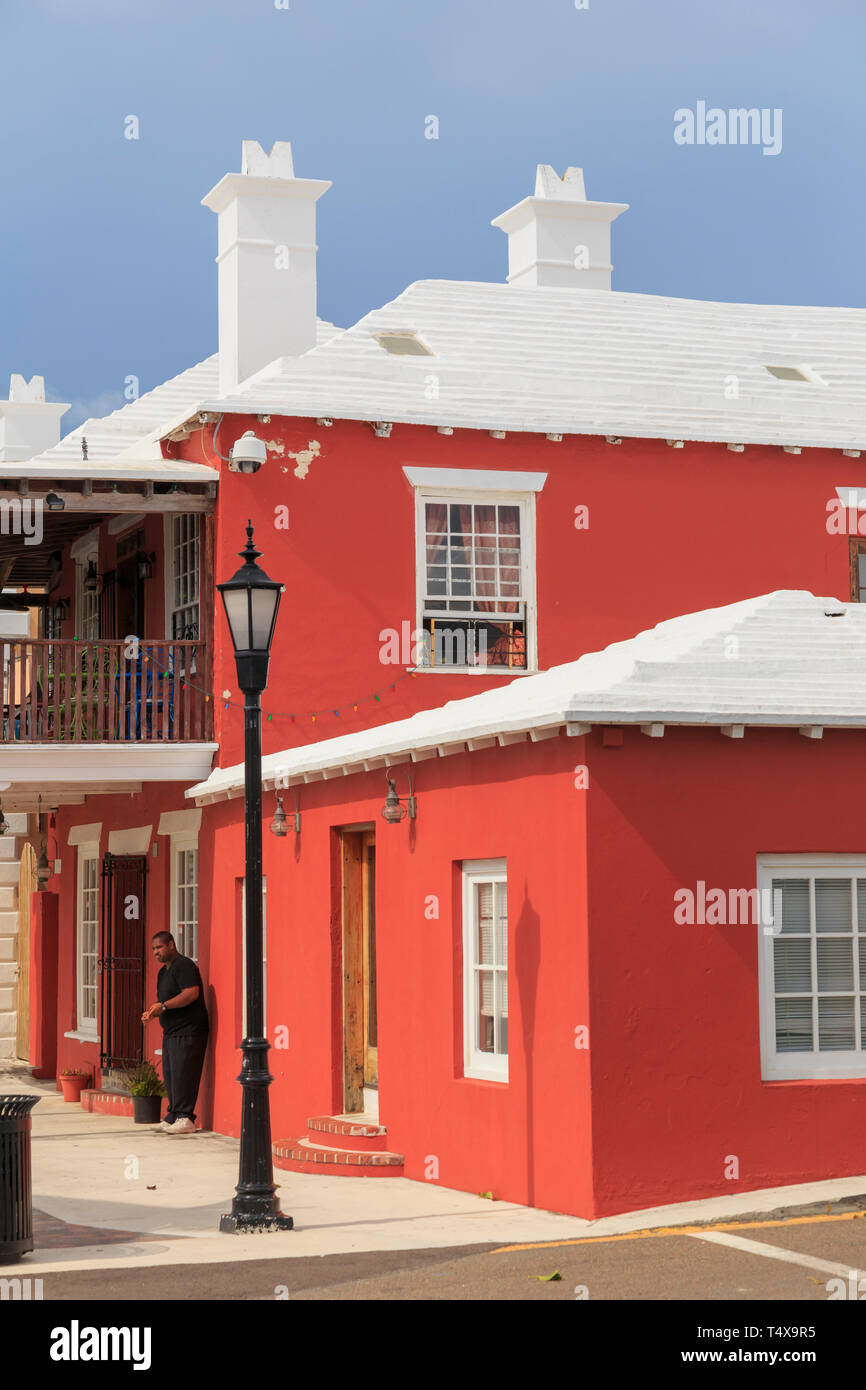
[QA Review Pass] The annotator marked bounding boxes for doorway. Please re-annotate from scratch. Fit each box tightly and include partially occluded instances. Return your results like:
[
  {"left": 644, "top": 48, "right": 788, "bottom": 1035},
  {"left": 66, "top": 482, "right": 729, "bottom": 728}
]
[
  {"left": 341, "top": 830, "right": 377, "bottom": 1114},
  {"left": 99, "top": 853, "right": 148, "bottom": 1073}
]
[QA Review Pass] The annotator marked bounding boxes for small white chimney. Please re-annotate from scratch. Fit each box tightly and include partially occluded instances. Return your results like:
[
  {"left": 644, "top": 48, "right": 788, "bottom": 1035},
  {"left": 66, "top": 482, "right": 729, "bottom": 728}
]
[
  {"left": 491, "top": 165, "right": 628, "bottom": 290},
  {"left": 0, "top": 375, "right": 69, "bottom": 462},
  {"left": 202, "top": 141, "right": 331, "bottom": 397}
]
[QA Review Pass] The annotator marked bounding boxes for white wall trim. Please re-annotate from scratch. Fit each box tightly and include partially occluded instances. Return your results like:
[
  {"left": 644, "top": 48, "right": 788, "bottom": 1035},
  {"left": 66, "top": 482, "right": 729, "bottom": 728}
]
[
  {"left": 158, "top": 808, "right": 202, "bottom": 837},
  {"left": 63, "top": 1028, "right": 98, "bottom": 1044},
  {"left": 107, "top": 824, "right": 152, "bottom": 855},
  {"left": 69, "top": 526, "right": 100, "bottom": 562},
  {"left": 403, "top": 466, "right": 547, "bottom": 493},
  {"left": 107, "top": 512, "right": 146, "bottom": 536},
  {"left": 462, "top": 857, "right": 509, "bottom": 1083},
  {"left": 68, "top": 822, "right": 102, "bottom": 847}
]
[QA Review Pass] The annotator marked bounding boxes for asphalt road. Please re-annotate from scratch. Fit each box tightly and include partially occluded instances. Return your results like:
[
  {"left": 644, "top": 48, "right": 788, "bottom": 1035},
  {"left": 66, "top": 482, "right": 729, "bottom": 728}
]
[{"left": 29, "top": 1195, "right": 866, "bottom": 1303}]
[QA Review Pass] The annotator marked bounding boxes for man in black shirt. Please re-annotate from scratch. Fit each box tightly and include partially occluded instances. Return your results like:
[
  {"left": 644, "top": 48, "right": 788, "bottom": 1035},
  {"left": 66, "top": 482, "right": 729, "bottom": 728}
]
[{"left": 141, "top": 931, "right": 209, "bottom": 1134}]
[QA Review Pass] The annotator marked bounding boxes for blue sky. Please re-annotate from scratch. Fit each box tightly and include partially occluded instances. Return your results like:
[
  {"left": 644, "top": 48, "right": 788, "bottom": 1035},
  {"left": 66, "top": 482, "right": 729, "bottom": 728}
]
[{"left": 1, "top": 0, "right": 863, "bottom": 429}]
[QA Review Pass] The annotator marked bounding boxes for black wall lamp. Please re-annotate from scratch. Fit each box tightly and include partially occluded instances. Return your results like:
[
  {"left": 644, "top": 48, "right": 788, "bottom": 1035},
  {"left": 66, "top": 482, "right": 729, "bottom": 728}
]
[
  {"left": 269, "top": 789, "right": 301, "bottom": 836},
  {"left": 83, "top": 559, "right": 101, "bottom": 593},
  {"left": 45, "top": 492, "right": 65, "bottom": 511},
  {"left": 381, "top": 771, "right": 417, "bottom": 824},
  {"left": 136, "top": 550, "right": 156, "bottom": 582}
]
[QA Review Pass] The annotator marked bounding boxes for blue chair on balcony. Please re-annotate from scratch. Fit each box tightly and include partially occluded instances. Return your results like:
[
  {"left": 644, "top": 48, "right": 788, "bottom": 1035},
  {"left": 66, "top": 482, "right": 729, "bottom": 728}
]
[{"left": 115, "top": 648, "right": 175, "bottom": 739}]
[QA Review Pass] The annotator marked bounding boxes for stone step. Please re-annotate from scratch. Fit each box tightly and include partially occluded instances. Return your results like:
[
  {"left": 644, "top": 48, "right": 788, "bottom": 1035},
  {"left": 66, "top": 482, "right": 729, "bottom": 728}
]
[
  {"left": 0, "top": 962, "right": 17, "bottom": 986},
  {"left": 272, "top": 1137, "right": 404, "bottom": 1176},
  {"left": 0, "top": 1037, "right": 16, "bottom": 1060},
  {"left": 0, "top": 909, "right": 17, "bottom": 934},
  {"left": 0, "top": 986, "right": 14, "bottom": 1012},
  {"left": 0, "top": 1011, "right": 17, "bottom": 1039},
  {"left": 0, "top": 937, "right": 16, "bottom": 964},
  {"left": 0, "top": 887, "right": 16, "bottom": 911},
  {"left": 306, "top": 1114, "right": 391, "bottom": 1152},
  {"left": 0, "top": 863, "right": 19, "bottom": 885},
  {"left": 0, "top": 838, "right": 20, "bottom": 860}
]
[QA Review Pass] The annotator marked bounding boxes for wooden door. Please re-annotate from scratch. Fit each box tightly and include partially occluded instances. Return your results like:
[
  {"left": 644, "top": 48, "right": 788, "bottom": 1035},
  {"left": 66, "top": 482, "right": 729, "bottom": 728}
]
[
  {"left": 341, "top": 830, "right": 377, "bottom": 1113},
  {"left": 16, "top": 843, "right": 37, "bottom": 1060}
]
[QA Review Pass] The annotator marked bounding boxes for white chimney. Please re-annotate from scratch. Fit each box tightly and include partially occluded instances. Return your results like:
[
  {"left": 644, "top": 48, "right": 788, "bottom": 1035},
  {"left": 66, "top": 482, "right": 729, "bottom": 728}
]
[
  {"left": 0, "top": 375, "right": 69, "bottom": 462},
  {"left": 202, "top": 141, "right": 331, "bottom": 397},
  {"left": 491, "top": 165, "right": 628, "bottom": 290}
]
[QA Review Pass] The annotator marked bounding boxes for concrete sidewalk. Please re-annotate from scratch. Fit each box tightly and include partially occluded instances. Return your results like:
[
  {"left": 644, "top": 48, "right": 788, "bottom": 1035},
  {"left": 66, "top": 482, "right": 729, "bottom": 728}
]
[{"left": 4, "top": 1064, "right": 866, "bottom": 1278}]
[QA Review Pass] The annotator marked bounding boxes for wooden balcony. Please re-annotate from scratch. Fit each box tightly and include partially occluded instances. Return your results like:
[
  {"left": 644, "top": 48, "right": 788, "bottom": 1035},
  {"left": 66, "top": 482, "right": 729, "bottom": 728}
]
[{"left": 1, "top": 639, "right": 213, "bottom": 744}]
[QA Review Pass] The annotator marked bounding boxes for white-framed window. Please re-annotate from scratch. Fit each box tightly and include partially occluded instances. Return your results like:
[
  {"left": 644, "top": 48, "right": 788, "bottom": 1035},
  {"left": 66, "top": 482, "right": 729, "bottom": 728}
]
[
  {"left": 170, "top": 833, "right": 198, "bottom": 961},
  {"left": 410, "top": 473, "right": 541, "bottom": 673},
  {"left": 758, "top": 855, "right": 866, "bottom": 1080},
  {"left": 242, "top": 877, "right": 267, "bottom": 1038},
  {"left": 463, "top": 859, "right": 508, "bottom": 1080},
  {"left": 164, "top": 515, "right": 200, "bottom": 641},
  {"left": 75, "top": 548, "right": 100, "bottom": 642},
  {"left": 76, "top": 843, "right": 100, "bottom": 1035}
]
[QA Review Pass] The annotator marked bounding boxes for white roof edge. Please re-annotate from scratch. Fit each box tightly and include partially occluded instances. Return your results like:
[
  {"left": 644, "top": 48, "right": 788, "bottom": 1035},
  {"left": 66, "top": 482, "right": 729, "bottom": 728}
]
[
  {"left": 0, "top": 461, "right": 219, "bottom": 482},
  {"left": 186, "top": 590, "right": 866, "bottom": 804}
]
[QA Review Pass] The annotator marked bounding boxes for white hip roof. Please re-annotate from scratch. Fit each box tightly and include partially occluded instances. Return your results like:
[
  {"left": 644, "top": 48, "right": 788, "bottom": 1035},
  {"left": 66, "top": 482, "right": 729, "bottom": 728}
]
[{"left": 194, "top": 281, "right": 866, "bottom": 450}]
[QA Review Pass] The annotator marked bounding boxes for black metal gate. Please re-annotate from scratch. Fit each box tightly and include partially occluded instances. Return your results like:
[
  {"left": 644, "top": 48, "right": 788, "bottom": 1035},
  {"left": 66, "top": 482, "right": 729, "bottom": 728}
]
[{"left": 99, "top": 853, "right": 148, "bottom": 1070}]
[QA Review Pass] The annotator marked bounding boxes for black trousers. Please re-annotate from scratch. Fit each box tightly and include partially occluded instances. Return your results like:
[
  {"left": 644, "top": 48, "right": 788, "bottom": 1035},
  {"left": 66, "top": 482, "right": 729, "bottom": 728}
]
[{"left": 161, "top": 1030, "right": 208, "bottom": 1122}]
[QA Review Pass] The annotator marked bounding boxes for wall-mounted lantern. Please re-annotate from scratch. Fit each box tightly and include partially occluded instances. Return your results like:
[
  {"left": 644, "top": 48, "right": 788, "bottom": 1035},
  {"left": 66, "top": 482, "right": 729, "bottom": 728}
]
[
  {"left": 45, "top": 492, "right": 65, "bottom": 511},
  {"left": 270, "top": 790, "right": 300, "bottom": 836},
  {"left": 136, "top": 551, "right": 156, "bottom": 582},
  {"left": 381, "top": 772, "right": 416, "bottom": 824},
  {"left": 83, "top": 559, "right": 101, "bottom": 593}
]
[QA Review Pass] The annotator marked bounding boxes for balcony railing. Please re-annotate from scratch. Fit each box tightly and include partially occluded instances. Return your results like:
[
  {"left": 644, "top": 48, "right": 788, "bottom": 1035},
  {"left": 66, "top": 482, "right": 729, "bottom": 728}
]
[{"left": 1, "top": 640, "right": 212, "bottom": 743}]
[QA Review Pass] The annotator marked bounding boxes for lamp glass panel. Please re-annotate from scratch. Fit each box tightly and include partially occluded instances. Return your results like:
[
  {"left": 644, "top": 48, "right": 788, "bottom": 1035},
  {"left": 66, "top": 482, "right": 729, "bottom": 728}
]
[
  {"left": 221, "top": 588, "right": 251, "bottom": 652},
  {"left": 250, "top": 587, "right": 280, "bottom": 650}
]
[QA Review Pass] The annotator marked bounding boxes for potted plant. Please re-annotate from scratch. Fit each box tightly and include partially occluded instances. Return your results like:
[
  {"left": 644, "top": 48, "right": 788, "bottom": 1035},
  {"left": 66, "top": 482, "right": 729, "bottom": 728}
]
[
  {"left": 59, "top": 1068, "right": 91, "bottom": 1103},
  {"left": 121, "top": 1061, "right": 166, "bottom": 1124}
]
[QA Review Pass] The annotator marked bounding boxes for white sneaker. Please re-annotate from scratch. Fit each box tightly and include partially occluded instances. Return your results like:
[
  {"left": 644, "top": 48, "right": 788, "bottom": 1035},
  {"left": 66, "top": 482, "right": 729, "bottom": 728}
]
[
  {"left": 159, "top": 1118, "right": 175, "bottom": 1131},
  {"left": 165, "top": 1116, "right": 196, "bottom": 1135}
]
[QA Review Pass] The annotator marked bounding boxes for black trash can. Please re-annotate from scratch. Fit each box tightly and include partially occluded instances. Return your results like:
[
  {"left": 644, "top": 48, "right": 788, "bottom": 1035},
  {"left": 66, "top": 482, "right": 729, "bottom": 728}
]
[{"left": 0, "top": 1095, "right": 40, "bottom": 1260}]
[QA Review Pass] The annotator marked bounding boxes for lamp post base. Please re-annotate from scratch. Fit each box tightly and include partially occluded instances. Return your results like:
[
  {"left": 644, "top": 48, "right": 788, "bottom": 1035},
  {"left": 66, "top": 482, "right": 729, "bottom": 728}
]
[{"left": 219, "top": 1211, "right": 294, "bottom": 1234}]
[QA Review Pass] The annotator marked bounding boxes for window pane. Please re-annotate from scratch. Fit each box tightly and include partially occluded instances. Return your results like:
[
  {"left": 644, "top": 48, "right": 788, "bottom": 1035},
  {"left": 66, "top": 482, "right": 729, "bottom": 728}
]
[
  {"left": 774, "top": 879, "right": 809, "bottom": 934},
  {"left": 775, "top": 998, "right": 813, "bottom": 1052},
  {"left": 476, "top": 884, "right": 494, "bottom": 964},
  {"left": 818, "top": 997, "right": 856, "bottom": 1050},
  {"left": 774, "top": 938, "right": 811, "bottom": 993},
  {"left": 815, "top": 879, "right": 852, "bottom": 933},
  {"left": 817, "top": 939, "right": 853, "bottom": 993},
  {"left": 477, "top": 972, "right": 495, "bottom": 1053}
]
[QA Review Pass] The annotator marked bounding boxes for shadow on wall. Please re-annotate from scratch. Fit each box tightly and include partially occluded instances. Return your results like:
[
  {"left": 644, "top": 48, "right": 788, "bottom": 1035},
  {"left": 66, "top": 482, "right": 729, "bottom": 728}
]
[{"left": 514, "top": 882, "right": 540, "bottom": 1208}]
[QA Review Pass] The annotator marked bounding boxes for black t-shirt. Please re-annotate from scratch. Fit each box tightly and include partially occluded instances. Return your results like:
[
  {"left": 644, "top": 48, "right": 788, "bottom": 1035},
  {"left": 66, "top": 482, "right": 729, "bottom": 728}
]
[{"left": 157, "top": 953, "right": 209, "bottom": 1035}]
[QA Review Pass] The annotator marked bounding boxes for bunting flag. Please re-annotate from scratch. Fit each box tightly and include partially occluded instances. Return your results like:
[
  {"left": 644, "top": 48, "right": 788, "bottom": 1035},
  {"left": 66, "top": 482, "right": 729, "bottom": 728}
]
[{"left": 181, "top": 668, "right": 418, "bottom": 723}]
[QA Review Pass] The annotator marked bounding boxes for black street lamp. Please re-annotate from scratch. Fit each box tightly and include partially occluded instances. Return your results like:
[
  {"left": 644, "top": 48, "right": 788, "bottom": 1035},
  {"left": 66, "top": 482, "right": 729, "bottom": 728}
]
[{"left": 217, "top": 521, "right": 292, "bottom": 1233}]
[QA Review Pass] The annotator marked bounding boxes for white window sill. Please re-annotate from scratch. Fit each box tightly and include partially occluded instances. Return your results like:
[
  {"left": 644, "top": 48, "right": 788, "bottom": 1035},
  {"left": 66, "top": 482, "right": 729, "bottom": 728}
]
[
  {"left": 411, "top": 666, "right": 536, "bottom": 677},
  {"left": 464, "top": 1065, "right": 509, "bottom": 1084},
  {"left": 63, "top": 1029, "right": 98, "bottom": 1043}
]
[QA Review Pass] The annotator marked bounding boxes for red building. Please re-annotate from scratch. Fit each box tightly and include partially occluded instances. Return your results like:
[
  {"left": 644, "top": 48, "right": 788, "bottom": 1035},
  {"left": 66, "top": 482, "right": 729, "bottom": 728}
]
[{"left": 3, "top": 141, "right": 865, "bottom": 1217}]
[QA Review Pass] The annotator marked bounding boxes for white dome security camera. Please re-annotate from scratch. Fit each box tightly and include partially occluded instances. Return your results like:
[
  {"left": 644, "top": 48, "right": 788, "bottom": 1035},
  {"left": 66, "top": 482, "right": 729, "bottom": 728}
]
[{"left": 228, "top": 430, "right": 268, "bottom": 474}]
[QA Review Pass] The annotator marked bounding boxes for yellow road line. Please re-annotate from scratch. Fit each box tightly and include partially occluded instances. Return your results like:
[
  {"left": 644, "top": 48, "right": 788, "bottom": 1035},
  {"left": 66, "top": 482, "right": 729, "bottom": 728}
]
[{"left": 493, "top": 1208, "right": 866, "bottom": 1253}]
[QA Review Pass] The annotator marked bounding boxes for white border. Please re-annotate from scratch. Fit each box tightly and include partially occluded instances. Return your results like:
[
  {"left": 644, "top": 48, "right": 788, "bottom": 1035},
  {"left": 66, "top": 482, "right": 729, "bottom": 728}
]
[
  {"left": 757, "top": 854, "right": 866, "bottom": 1081},
  {"left": 75, "top": 841, "right": 100, "bottom": 1038},
  {"left": 462, "top": 857, "right": 508, "bottom": 1082},
  {"left": 403, "top": 466, "right": 547, "bottom": 493},
  {"left": 412, "top": 485, "right": 539, "bottom": 674}
]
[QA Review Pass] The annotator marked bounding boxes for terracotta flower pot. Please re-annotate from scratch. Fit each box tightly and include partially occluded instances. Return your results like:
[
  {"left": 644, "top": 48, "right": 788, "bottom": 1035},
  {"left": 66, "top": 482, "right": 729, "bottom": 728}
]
[{"left": 60, "top": 1074, "right": 90, "bottom": 1103}]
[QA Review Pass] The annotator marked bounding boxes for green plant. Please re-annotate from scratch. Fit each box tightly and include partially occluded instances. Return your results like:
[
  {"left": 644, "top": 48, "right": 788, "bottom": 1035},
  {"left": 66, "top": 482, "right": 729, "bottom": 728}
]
[
  {"left": 120, "top": 1061, "right": 166, "bottom": 1098},
  {"left": 60, "top": 1067, "right": 91, "bottom": 1078}
]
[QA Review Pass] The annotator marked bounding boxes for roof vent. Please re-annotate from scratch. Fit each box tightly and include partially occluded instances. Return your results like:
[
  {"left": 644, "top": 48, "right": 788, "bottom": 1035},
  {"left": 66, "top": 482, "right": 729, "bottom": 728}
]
[
  {"left": 372, "top": 331, "right": 434, "bottom": 357},
  {"left": 765, "top": 364, "right": 826, "bottom": 384}
]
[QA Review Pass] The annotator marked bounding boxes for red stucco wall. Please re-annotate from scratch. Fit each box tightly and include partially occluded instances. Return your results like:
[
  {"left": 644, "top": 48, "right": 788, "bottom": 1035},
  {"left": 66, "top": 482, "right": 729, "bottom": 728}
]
[{"left": 586, "top": 725, "right": 866, "bottom": 1217}]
